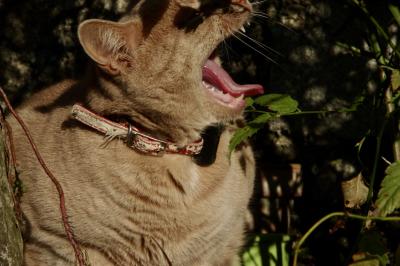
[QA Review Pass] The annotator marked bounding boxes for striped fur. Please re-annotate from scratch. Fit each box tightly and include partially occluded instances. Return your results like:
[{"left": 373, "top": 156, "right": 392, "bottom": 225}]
[{"left": 9, "top": 0, "right": 257, "bottom": 265}]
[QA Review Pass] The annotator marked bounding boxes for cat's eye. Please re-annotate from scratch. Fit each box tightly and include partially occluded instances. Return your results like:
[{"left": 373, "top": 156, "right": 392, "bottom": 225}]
[
  {"left": 229, "top": 4, "right": 246, "bottom": 13},
  {"left": 175, "top": 0, "right": 249, "bottom": 30}
]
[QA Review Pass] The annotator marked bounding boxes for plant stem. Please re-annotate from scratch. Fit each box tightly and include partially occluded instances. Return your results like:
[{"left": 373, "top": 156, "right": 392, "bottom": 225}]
[
  {"left": 385, "top": 87, "right": 400, "bottom": 161},
  {"left": 366, "top": 117, "right": 387, "bottom": 206},
  {"left": 292, "top": 212, "right": 400, "bottom": 266},
  {"left": 363, "top": 40, "right": 386, "bottom": 208},
  {"left": 280, "top": 110, "right": 352, "bottom": 117},
  {"left": 335, "top": 42, "right": 362, "bottom": 55},
  {"left": 351, "top": 0, "right": 400, "bottom": 58},
  {"left": 245, "top": 109, "right": 355, "bottom": 116}
]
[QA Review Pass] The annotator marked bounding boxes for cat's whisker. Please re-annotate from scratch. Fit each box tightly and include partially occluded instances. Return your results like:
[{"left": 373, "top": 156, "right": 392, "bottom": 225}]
[
  {"left": 221, "top": 40, "right": 232, "bottom": 63},
  {"left": 235, "top": 30, "right": 282, "bottom": 57},
  {"left": 251, "top": 13, "right": 277, "bottom": 23},
  {"left": 250, "top": 0, "right": 268, "bottom": 6},
  {"left": 231, "top": 32, "right": 279, "bottom": 65},
  {"left": 251, "top": 11, "right": 271, "bottom": 19},
  {"left": 251, "top": 13, "right": 296, "bottom": 32}
]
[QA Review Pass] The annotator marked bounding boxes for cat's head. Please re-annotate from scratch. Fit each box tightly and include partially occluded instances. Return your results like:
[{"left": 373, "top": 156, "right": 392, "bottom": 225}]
[{"left": 78, "top": 0, "right": 263, "bottom": 145}]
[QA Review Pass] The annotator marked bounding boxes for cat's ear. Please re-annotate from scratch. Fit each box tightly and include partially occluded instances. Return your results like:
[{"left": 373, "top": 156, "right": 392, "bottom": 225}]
[
  {"left": 175, "top": 0, "right": 201, "bottom": 9},
  {"left": 78, "top": 19, "right": 141, "bottom": 75}
]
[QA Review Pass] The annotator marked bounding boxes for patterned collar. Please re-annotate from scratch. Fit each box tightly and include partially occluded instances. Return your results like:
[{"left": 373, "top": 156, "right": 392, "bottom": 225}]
[{"left": 71, "top": 104, "right": 203, "bottom": 156}]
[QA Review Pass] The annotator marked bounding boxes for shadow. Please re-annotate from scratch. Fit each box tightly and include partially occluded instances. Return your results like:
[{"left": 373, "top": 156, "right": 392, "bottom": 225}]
[
  {"left": 137, "top": 0, "right": 169, "bottom": 37},
  {"left": 174, "top": 0, "right": 233, "bottom": 32},
  {"left": 34, "top": 68, "right": 115, "bottom": 113},
  {"left": 34, "top": 82, "right": 88, "bottom": 114},
  {"left": 259, "top": 234, "right": 291, "bottom": 266},
  {"left": 193, "top": 124, "right": 224, "bottom": 166}
]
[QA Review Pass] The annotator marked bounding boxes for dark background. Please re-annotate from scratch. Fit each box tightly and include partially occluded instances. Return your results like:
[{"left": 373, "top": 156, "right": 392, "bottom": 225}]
[{"left": 1, "top": 0, "right": 398, "bottom": 265}]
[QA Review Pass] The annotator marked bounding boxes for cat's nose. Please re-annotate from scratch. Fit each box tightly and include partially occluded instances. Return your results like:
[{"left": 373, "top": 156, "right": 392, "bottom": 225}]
[{"left": 231, "top": 0, "right": 252, "bottom": 12}]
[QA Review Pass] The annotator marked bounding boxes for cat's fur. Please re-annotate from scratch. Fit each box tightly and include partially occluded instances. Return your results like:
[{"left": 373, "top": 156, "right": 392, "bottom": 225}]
[{"left": 9, "top": 0, "right": 257, "bottom": 265}]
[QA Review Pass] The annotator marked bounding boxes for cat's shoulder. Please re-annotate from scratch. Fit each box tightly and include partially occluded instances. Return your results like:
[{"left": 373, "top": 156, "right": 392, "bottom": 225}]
[{"left": 19, "top": 79, "right": 79, "bottom": 110}]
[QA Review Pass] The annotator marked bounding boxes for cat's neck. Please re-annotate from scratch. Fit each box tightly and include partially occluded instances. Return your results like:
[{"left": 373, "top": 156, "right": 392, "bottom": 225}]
[{"left": 84, "top": 66, "right": 204, "bottom": 145}]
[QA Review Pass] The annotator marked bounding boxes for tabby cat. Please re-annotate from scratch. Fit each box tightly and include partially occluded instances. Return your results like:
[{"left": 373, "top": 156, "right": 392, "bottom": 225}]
[{"left": 9, "top": 0, "right": 264, "bottom": 265}]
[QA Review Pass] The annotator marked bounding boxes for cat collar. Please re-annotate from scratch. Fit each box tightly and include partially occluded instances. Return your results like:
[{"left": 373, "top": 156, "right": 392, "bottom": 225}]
[{"left": 71, "top": 104, "right": 203, "bottom": 156}]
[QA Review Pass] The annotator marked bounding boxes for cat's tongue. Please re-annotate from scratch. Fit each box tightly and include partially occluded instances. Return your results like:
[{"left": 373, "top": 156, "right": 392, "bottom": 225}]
[{"left": 202, "top": 59, "right": 264, "bottom": 98}]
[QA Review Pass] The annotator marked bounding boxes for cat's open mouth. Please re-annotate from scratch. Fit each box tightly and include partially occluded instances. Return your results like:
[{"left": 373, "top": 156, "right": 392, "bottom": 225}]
[{"left": 202, "top": 59, "right": 264, "bottom": 109}]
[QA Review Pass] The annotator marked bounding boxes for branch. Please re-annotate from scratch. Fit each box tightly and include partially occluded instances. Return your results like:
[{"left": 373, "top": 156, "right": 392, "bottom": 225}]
[
  {"left": 292, "top": 211, "right": 400, "bottom": 266},
  {"left": 0, "top": 87, "right": 87, "bottom": 266}
]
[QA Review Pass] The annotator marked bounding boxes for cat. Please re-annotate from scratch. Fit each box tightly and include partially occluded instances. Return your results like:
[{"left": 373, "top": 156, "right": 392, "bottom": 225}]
[{"left": 8, "top": 0, "right": 264, "bottom": 265}]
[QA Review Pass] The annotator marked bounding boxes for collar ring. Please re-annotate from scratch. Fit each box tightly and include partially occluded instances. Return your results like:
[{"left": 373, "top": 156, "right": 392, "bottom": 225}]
[{"left": 126, "top": 124, "right": 136, "bottom": 147}]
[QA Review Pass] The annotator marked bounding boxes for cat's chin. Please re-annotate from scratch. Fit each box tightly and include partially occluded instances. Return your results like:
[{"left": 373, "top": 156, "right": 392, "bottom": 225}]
[{"left": 201, "top": 59, "right": 264, "bottom": 110}]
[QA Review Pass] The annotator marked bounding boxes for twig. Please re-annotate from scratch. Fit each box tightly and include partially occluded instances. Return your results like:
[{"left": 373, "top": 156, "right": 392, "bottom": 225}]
[
  {"left": 1, "top": 114, "right": 22, "bottom": 220},
  {"left": 0, "top": 87, "right": 86, "bottom": 266},
  {"left": 292, "top": 211, "right": 400, "bottom": 266}
]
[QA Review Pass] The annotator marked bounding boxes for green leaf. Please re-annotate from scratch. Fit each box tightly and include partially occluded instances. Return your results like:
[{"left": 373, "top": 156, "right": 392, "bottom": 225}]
[
  {"left": 391, "top": 70, "right": 400, "bottom": 91},
  {"left": 229, "top": 126, "right": 260, "bottom": 154},
  {"left": 229, "top": 113, "right": 275, "bottom": 154},
  {"left": 242, "top": 234, "right": 291, "bottom": 266},
  {"left": 248, "top": 113, "right": 275, "bottom": 126},
  {"left": 376, "top": 161, "right": 400, "bottom": 216},
  {"left": 245, "top": 97, "right": 255, "bottom": 108},
  {"left": 254, "top": 94, "right": 299, "bottom": 114},
  {"left": 242, "top": 236, "right": 262, "bottom": 266},
  {"left": 389, "top": 4, "right": 400, "bottom": 27}
]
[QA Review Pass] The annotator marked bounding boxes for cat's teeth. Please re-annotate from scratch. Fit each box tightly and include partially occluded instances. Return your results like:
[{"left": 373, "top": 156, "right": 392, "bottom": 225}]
[
  {"left": 240, "top": 26, "right": 246, "bottom": 33},
  {"left": 229, "top": 94, "right": 244, "bottom": 107},
  {"left": 203, "top": 81, "right": 223, "bottom": 93}
]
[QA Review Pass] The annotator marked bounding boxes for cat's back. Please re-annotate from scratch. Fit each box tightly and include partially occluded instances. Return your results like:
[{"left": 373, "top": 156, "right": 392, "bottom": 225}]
[
  {"left": 8, "top": 79, "right": 80, "bottom": 171},
  {"left": 19, "top": 79, "right": 78, "bottom": 112}
]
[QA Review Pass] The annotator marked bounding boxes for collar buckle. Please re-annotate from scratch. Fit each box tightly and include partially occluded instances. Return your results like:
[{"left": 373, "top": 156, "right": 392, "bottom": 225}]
[{"left": 126, "top": 124, "right": 137, "bottom": 147}]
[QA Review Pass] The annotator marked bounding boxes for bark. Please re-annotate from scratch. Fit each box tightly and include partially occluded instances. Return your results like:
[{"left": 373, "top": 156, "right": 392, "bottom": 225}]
[{"left": 0, "top": 124, "right": 23, "bottom": 266}]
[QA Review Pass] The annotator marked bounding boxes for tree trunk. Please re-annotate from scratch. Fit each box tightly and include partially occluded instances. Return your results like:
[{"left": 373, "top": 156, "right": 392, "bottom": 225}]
[{"left": 0, "top": 123, "right": 23, "bottom": 266}]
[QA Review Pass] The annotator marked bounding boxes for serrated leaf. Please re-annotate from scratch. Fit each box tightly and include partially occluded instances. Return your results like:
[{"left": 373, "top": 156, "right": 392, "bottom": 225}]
[
  {"left": 245, "top": 97, "right": 255, "bottom": 108},
  {"left": 391, "top": 69, "right": 400, "bottom": 91},
  {"left": 229, "top": 126, "right": 260, "bottom": 154},
  {"left": 341, "top": 173, "right": 369, "bottom": 209},
  {"left": 229, "top": 113, "right": 275, "bottom": 154},
  {"left": 375, "top": 161, "right": 400, "bottom": 216},
  {"left": 248, "top": 112, "right": 275, "bottom": 125},
  {"left": 254, "top": 94, "right": 298, "bottom": 114}
]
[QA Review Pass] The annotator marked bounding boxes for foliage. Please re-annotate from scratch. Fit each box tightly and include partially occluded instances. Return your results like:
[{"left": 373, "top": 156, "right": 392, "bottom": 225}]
[
  {"left": 242, "top": 235, "right": 291, "bottom": 266},
  {"left": 229, "top": 93, "right": 298, "bottom": 153},
  {"left": 239, "top": 1, "right": 400, "bottom": 265},
  {"left": 376, "top": 161, "right": 400, "bottom": 217}
]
